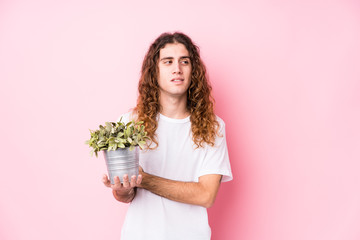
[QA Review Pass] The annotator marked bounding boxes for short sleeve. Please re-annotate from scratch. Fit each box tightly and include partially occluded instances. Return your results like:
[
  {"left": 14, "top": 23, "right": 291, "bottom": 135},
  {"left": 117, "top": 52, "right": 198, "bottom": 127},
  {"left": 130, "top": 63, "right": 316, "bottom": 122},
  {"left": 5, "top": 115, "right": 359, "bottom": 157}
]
[
  {"left": 117, "top": 110, "right": 137, "bottom": 123},
  {"left": 197, "top": 117, "right": 233, "bottom": 182}
]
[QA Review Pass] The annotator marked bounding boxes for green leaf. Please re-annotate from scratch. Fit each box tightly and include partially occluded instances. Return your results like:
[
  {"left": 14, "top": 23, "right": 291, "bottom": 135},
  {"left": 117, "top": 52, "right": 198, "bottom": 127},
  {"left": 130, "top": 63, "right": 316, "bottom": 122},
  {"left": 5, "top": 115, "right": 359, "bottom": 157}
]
[
  {"left": 86, "top": 119, "right": 148, "bottom": 157},
  {"left": 128, "top": 125, "right": 133, "bottom": 134},
  {"left": 105, "top": 122, "right": 112, "bottom": 130},
  {"left": 138, "top": 141, "right": 146, "bottom": 149}
]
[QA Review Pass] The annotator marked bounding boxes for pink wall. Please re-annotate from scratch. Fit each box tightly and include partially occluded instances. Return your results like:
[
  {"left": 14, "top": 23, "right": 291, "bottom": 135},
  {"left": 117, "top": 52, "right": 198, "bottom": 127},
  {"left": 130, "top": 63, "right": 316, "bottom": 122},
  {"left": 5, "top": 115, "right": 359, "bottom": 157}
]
[{"left": 1, "top": 0, "right": 359, "bottom": 239}]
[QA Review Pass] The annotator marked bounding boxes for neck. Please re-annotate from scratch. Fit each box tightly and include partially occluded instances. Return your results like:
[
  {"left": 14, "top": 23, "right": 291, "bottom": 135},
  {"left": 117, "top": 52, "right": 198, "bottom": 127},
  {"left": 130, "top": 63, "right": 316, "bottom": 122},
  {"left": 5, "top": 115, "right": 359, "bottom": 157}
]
[{"left": 159, "top": 94, "right": 189, "bottom": 119}]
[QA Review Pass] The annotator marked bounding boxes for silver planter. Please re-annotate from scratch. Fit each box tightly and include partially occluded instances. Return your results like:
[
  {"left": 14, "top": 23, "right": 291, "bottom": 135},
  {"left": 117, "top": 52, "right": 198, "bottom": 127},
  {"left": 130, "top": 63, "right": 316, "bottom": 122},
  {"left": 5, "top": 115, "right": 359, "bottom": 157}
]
[{"left": 103, "top": 147, "right": 139, "bottom": 184}]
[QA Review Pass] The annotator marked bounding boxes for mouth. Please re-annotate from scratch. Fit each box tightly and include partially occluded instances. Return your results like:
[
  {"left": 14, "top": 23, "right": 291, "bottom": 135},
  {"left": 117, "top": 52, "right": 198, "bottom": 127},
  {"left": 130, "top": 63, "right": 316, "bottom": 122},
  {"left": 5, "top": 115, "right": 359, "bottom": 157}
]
[{"left": 171, "top": 78, "right": 184, "bottom": 82}]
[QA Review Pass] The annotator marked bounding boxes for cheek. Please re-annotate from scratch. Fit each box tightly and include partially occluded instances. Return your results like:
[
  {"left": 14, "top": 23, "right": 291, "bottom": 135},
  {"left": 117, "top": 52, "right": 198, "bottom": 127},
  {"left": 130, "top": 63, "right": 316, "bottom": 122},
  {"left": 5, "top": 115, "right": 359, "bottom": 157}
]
[
  {"left": 186, "top": 67, "right": 192, "bottom": 79},
  {"left": 157, "top": 72, "right": 169, "bottom": 89}
]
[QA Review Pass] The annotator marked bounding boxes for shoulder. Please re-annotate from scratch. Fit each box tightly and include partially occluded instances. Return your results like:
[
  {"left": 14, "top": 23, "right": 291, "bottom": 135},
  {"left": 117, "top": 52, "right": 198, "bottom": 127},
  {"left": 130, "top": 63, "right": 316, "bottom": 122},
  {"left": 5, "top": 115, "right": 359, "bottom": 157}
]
[
  {"left": 215, "top": 115, "right": 225, "bottom": 127},
  {"left": 215, "top": 115, "right": 226, "bottom": 130},
  {"left": 117, "top": 109, "right": 138, "bottom": 123}
]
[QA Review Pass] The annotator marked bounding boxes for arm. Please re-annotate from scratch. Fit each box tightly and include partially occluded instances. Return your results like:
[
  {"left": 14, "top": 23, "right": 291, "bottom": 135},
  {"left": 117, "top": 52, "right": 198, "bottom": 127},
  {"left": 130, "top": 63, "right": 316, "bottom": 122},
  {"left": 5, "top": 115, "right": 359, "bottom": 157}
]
[
  {"left": 138, "top": 167, "right": 222, "bottom": 208},
  {"left": 102, "top": 174, "right": 142, "bottom": 203}
]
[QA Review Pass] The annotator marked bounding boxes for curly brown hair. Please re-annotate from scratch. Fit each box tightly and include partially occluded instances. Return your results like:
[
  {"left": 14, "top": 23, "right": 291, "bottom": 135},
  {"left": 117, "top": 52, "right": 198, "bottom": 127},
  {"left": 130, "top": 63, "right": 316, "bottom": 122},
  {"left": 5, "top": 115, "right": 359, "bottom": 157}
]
[{"left": 133, "top": 32, "right": 220, "bottom": 148}]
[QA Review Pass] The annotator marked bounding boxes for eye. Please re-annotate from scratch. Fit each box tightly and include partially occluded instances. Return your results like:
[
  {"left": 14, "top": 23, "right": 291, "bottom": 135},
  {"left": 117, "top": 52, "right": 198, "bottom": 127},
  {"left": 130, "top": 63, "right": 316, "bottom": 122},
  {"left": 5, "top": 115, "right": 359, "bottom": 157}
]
[
  {"left": 164, "top": 60, "right": 172, "bottom": 64},
  {"left": 180, "top": 60, "right": 190, "bottom": 65}
]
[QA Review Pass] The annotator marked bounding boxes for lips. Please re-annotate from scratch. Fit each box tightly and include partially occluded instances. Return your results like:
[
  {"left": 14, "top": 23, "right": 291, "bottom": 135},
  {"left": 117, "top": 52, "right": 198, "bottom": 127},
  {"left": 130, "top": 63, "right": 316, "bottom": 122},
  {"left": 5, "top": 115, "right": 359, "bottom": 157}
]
[{"left": 171, "top": 78, "right": 184, "bottom": 82}]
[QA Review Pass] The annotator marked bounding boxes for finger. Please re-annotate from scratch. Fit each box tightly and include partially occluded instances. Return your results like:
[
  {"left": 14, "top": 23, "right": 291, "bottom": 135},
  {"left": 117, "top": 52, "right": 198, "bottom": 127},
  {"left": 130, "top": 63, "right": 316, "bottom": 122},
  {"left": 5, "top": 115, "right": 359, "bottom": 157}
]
[
  {"left": 130, "top": 175, "right": 137, "bottom": 188},
  {"left": 102, "top": 174, "right": 108, "bottom": 182},
  {"left": 102, "top": 174, "right": 111, "bottom": 187},
  {"left": 113, "top": 176, "right": 121, "bottom": 187},
  {"left": 122, "top": 174, "right": 130, "bottom": 188},
  {"left": 136, "top": 174, "right": 142, "bottom": 185}
]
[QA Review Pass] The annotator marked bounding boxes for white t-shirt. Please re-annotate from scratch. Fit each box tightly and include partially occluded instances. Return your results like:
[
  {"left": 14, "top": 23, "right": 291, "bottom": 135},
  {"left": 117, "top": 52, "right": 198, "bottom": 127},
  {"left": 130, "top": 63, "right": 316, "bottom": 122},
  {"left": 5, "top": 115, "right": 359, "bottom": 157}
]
[{"left": 119, "top": 112, "right": 232, "bottom": 240}]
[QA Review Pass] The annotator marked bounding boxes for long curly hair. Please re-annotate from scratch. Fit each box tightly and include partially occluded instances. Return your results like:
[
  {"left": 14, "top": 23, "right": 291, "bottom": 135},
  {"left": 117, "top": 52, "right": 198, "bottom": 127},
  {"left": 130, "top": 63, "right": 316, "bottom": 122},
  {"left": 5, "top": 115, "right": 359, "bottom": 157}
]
[{"left": 134, "top": 32, "right": 220, "bottom": 149}]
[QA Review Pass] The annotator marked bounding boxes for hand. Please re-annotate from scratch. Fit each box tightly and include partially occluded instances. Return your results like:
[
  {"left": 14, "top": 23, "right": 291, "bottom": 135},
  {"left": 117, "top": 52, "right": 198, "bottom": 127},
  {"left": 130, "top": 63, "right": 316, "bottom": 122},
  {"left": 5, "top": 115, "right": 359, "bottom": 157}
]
[
  {"left": 138, "top": 166, "right": 144, "bottom": 175},
  {"left": 102, "top": 173, "right": 142, "bottom": 203},
  {"left": 102, "top": 174, "right": 142, "bottom": 190}
]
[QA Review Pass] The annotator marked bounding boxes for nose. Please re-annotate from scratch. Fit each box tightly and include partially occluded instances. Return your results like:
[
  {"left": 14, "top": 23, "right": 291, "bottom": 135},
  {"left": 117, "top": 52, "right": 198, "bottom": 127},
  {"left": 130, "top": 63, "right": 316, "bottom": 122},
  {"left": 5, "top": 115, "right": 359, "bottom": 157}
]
[{"left": 172, "top": 62, "right": 182, "bottom": 74}]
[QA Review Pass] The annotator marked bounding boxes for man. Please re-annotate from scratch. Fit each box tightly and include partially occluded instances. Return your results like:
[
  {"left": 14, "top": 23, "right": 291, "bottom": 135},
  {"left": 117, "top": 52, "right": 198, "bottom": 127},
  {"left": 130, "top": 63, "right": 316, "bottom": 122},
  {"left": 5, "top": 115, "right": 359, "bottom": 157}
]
[{"left": 102, "top": 32, "right": 232, "bottom": 239}]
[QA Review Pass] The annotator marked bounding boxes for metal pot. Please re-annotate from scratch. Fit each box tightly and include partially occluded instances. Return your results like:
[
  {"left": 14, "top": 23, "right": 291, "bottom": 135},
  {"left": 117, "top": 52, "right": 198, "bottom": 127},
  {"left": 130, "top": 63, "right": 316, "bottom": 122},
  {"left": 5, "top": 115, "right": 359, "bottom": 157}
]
[{"left": 103, "top": 147, "right": 139, "bottom": 184}]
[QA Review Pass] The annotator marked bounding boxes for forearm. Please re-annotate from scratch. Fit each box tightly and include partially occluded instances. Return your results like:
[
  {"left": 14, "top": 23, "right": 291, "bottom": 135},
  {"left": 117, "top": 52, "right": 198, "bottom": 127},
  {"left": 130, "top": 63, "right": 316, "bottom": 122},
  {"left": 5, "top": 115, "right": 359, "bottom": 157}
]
[{"left": 139, "top": 172, "right": 221, "bottom": 208}]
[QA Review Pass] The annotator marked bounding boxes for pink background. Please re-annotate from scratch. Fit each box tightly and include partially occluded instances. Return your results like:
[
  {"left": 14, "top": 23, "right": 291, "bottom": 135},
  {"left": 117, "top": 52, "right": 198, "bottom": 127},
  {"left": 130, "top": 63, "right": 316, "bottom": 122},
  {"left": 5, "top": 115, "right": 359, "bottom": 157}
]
[{"left": 1, "top": 0, "right": 359, "bottom": 239}]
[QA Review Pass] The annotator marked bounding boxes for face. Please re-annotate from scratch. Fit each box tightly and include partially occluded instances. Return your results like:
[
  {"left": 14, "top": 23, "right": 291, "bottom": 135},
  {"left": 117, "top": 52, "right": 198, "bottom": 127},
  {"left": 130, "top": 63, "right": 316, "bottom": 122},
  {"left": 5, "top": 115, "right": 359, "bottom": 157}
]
[{"left": 157, "top": 43, "right": 192, "bottom": 99}]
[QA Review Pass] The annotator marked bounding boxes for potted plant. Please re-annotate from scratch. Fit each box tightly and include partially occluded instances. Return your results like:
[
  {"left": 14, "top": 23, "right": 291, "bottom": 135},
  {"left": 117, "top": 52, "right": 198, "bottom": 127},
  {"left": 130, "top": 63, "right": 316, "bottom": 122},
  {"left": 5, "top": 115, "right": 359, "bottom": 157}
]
[{"left": 86, "top": 119, "right": 149, "bottom": 183}]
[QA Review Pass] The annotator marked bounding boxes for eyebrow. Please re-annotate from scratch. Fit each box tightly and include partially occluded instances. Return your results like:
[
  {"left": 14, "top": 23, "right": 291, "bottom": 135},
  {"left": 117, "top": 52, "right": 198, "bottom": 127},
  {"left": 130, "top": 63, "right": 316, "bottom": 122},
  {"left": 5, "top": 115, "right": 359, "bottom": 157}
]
[{"left": 160, "top": 56, "right": 191, "bottom": 61}]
